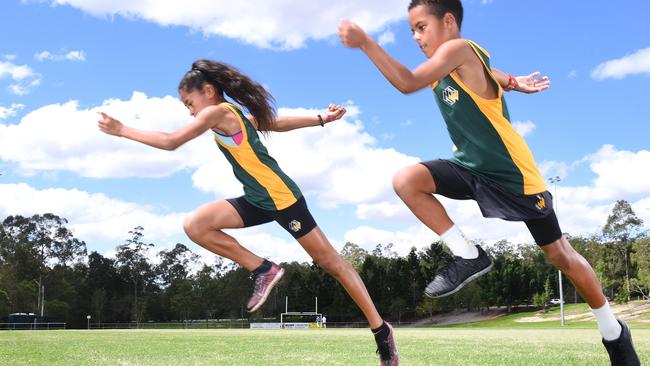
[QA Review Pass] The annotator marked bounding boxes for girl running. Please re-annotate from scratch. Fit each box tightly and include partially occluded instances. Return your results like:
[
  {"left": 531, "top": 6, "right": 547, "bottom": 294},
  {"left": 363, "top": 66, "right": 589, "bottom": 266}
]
[{"left": 97, "top": 59, "right": 399, "bottom": 365}]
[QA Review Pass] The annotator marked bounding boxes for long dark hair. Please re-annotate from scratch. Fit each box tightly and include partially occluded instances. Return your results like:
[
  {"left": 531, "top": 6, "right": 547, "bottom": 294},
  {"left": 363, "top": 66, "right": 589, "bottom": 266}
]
[
  {"left": 408, "top": 0, "right": 464, "bottom": 30},
  {"left": 178, "top": 60, "right": 276, "bottom": 133}
]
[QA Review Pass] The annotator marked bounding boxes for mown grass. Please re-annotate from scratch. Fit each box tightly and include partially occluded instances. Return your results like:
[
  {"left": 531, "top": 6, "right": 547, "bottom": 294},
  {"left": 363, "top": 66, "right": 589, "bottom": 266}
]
[{"left": 1, "top": 326, "right": 648, "bottom": 365}]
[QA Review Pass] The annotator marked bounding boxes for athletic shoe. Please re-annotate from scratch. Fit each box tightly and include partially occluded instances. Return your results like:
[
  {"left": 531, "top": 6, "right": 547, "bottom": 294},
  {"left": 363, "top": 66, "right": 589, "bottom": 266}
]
[
  {"left": 425, "top": 245, "right": 493, "bottom": 298},
  {"left": 246, "top": 262, "right": 284, "bottom": 312},
  {"left": 375, "top": 322, "right": 399, "bottom": 366},
  {"left": 602, "top": 319, "right": 640, "bottom": 366}
]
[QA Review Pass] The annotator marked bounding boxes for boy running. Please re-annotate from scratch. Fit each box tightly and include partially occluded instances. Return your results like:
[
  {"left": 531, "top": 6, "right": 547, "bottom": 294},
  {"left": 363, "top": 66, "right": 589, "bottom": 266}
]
[{"left": 338, "top": 1, "right": 639, "bottom": 364}]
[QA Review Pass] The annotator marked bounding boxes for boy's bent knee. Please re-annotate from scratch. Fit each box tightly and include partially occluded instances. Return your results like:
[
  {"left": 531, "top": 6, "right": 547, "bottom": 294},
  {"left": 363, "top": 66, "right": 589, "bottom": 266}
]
[{"left": 393, "top": 164, "right": 431, "bottom": 195}]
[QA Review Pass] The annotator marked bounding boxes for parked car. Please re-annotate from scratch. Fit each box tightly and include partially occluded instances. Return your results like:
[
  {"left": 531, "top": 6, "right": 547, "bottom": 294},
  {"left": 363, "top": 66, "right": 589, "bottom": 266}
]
[{"left": 549, "top": 298, "right": 564, "bottom": 305}]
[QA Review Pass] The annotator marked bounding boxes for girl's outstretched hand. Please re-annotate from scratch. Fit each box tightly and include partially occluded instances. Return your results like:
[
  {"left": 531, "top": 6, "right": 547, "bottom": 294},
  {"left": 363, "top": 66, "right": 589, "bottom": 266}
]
[
  {"left": 338, "top": 20, "right": 369, "bottom": 49},
  {"left": 515, "top": 72, "right": 550, "bottom": 94},
  {"left": 97, "top": 112, "right": 124, "bottom": 136},
  {"left": 323, "top": 104, "right": 346, "bottom": 124}
]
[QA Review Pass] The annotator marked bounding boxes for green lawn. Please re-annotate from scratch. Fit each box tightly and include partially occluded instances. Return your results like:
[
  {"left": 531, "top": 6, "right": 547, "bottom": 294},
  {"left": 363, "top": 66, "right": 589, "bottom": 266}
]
[{"left": 1, "top": 326, "right": 649, "bottom": 365}]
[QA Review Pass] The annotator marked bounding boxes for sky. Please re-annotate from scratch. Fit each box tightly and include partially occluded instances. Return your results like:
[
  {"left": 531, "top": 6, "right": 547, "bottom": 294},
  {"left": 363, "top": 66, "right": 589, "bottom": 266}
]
[{"left": 1, "top": 0, "right": 650, "bottom": 266}]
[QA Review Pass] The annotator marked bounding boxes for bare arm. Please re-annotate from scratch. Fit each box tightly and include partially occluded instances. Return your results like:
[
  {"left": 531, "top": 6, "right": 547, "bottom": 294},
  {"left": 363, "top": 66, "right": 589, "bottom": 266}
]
[
  {"left": 249, "top": 104, "right": 347, "bottom": 132},
  {"left": 338, "top": 20, "right": 469, "bottom": 94},
  {"left": 492, "top": 68, "right": 551, "bottom": 94},
  {"left": 97, "top": 105, "right": 228, "bottom": 150}
]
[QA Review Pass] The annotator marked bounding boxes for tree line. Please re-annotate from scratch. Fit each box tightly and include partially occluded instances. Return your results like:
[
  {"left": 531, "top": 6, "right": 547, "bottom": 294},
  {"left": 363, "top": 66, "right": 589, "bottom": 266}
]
[{"left": 0, "top": 200, "right": 648, "bottom": 328}]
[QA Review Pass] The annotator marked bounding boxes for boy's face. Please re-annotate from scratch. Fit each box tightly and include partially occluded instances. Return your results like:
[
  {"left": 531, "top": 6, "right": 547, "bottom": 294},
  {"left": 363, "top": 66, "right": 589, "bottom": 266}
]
[{"left": 408, "top": 5, "right": 451, "bottom": 58}]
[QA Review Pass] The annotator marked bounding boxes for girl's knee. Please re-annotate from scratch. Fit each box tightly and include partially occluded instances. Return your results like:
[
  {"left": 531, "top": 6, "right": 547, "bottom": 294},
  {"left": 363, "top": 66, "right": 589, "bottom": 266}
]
[{"left": 317, "top": 255, "right": 347, "bottom": 276}]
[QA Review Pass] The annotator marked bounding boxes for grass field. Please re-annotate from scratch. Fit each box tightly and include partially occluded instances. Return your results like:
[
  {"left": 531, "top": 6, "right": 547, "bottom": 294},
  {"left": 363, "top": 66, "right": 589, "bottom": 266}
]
[{"left": 1, "top": 325, "right": 649, "bottom": 366}]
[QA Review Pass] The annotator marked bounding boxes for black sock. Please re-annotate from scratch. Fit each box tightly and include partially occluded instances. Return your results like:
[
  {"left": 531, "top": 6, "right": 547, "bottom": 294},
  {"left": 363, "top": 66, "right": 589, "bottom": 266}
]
[
  {"left": 252, "top": 259, "right": 272, "bottom": 276},
  {"left": 372, "top": 322, "right": 389, "bottom": 341}
]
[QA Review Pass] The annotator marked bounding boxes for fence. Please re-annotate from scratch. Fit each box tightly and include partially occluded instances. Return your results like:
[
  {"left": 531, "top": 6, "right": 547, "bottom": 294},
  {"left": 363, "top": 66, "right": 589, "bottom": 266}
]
[{"left": 0, "top": 322, "right": 66, "bottom": 330}]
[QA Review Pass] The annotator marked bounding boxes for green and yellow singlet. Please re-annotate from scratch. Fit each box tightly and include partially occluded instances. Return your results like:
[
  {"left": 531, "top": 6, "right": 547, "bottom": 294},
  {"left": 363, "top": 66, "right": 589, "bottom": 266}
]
[
  {"left": 431, "top": 40, "right": 547, "bottom": 195},
  {"left": 213, "top": 103, "right": 302, "bottom": 211}
]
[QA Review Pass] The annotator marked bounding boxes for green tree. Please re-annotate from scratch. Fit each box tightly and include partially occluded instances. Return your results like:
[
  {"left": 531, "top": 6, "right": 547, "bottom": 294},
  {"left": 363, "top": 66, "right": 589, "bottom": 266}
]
[
  {"left": 602, "top": 200, "right": 643, "bottom": 301},
  {"left": 631, "top": 237, "right": 650, "bottom": 300},
  {"left": 115, "top": 226, "right": 155, "bottom": 324},
  {"left": 0, "top": 289, "right": 11, "bottom": 318},
  {"left": 339, "top": 242, "right": 368, "bottom": 271}
]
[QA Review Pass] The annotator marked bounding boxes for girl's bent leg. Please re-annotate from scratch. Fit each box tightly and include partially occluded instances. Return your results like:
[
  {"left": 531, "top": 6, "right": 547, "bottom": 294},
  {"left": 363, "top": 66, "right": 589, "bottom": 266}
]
[
  {"left": 296, "top": 226, "right": 384, "bottom": 329},
  {"left": 183, "top": 200, "right": 264, "bottom": 271}
]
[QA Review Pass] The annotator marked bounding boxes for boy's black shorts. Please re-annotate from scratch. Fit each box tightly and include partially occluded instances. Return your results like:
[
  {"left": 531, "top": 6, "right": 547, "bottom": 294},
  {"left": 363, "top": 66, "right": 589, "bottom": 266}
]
[
  {"left": 226, "top": 196, "right": 317, "bottom": 239},
  {"left": 420, "top": 159, "right": 563, "bottom": 246}
]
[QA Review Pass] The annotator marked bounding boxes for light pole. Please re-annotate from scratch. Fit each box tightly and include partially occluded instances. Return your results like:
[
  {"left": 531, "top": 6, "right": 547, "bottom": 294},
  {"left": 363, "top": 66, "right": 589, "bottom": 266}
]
[
  {"left": 548, "top": 176, "right": 565, "bottom": 327},
  {"left": 87, "top": 315, "right": 91, "bottom": 330}
]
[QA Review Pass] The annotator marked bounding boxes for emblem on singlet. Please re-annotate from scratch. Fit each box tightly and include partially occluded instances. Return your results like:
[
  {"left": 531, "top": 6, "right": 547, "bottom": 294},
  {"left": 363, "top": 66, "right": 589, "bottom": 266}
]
[
  {"left": 442, "top": 86, "right": 459, "bottom": 106},
  {"left": 289, "top": 220, "right": 302, "bottom": 232}
]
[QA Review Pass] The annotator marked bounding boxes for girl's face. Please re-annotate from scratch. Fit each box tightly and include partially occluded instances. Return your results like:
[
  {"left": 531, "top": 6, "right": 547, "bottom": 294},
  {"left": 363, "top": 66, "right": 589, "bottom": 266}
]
[
  {"left": 408, "top": 5, "right": 452, "bottom": 58},
  {"left": 179, "top": 84, "right": 218, "bottom": 117}
]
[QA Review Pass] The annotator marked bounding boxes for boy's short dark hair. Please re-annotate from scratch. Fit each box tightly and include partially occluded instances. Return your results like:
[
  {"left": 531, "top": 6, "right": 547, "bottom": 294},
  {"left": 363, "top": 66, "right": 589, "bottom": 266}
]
[{"left": 408, "top": 0, "right": 464, "bottom": 30}]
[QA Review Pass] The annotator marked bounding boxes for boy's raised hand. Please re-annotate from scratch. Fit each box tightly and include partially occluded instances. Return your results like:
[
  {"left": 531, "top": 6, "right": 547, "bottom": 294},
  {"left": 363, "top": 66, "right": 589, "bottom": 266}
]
[
  {"left": 97, "top": 112, "right": 124, "bottom": 136},
  {"left": 324, "top": 104, "right": 346, "bottom": 124},
  {"left": 338, "top": 20, "right": 370, "bottom": 49},
  {"left": 515, "top": 72, "right": 550, "bottom": 94}
]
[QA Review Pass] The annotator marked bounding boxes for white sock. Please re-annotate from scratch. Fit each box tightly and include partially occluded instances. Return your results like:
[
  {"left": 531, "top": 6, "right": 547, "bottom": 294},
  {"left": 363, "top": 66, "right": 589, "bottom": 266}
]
[
  {"left": 591, "top": 301, "right": 622, "bottom": 341},
  {"left": 440, "top": 225, "right": 478, "bottom": 259}
]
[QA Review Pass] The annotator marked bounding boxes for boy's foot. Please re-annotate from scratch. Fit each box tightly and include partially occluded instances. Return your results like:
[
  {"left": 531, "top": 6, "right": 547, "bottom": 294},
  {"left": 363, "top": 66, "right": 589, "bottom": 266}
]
[
  {"left": 602, "top": 319, "right": 640, "bottom": 366},
  {"left": 374, "top": 322, "right": 399, "bottom": 365},
  {"left": 425, "top": 245, "right": 493, "bottom": 298},
  {"left": 247, "top": 262, "right": 284, "bottom": 312}
]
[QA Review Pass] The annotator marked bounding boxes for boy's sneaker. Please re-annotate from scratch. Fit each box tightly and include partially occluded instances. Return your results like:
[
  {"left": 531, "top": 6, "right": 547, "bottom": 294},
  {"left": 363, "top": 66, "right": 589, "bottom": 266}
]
[
  {"left": 375, "top": 322, "right": 399, "bottom": 365},
  {"left": 246, "top": 262, "right": 284, "bottom": 312},
  {"left": 425, "top": 245, "right": 493, "bottom": 298},
  {"left": 602, "top": 319, "right": 640, "bottom": 366}
]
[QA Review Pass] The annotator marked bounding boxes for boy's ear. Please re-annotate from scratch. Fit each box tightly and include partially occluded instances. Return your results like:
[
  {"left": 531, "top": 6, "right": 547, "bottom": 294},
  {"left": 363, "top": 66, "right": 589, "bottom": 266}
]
[{"left": 443, "top": 12, "right": 457, "bottom": 29}]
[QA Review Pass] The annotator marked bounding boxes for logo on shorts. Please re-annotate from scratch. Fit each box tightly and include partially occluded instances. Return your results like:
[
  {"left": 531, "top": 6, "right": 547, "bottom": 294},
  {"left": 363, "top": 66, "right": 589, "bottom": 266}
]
[
  {"left": 535, "top": 195, "right": 546, "bottom": 210},
  {"left": 442, "top": 86, "right": 459, "bottom": 106},
  {"left": 289, "top": 220, "right": 302, "bottom": 232}
]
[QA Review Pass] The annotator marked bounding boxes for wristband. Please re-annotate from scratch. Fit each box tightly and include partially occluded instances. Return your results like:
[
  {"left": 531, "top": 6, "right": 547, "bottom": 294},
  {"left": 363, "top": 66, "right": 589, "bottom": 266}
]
[
  {"left": 503, "top": 74, "right": 518, "bottom": 92},
  {"left": 317, "top": 114, "right": 325, "bottom": 127}
]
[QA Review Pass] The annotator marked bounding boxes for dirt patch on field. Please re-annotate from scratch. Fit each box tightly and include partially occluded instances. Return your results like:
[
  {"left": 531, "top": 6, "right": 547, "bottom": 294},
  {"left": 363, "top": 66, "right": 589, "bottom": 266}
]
[
  {"left": 409, "top": 308, "right": 510, "bottom": 327},
  {"left": 516, "top": 301, "right": 650, "bottom": 323}
]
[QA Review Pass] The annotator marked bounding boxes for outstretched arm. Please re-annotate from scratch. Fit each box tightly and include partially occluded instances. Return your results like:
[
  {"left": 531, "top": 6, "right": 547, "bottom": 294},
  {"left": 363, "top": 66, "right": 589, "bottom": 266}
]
[
  {"left": 251, "top": 104, "right": 346, "bottom": 132},
  {"left": 492, "top": 68, "right": 550, "bottom": 94},
  {"left": 338, "top": 20, "right": 469, "bottom": 94},
  {"left": 97, "top": 106, "right": 223, "bottom": 150}
]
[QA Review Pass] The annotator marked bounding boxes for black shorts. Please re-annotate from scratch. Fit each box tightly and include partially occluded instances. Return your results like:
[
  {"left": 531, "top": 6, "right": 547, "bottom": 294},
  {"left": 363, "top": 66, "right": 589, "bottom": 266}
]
[
  {"left": 226, "top": 196, "right": 317, "bottom": 239},
  {"left": 421, "top": 159, "right": 562, "bottom": 246}
]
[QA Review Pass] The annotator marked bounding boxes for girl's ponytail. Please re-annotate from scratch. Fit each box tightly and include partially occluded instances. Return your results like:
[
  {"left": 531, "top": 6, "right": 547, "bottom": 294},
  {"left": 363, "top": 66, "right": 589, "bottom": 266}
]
[{"left": 179, "top": 60, "right": 276, "bottom": 133}]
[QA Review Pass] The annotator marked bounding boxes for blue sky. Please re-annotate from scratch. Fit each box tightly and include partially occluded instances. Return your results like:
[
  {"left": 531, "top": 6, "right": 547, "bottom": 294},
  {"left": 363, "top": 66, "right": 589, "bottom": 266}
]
[{"left": 1, "top": 0, "right": 650, "bottom": 264}]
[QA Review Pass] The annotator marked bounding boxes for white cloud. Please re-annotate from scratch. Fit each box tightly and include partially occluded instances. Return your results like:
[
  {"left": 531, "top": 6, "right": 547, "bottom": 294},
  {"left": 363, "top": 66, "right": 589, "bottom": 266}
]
[
  {"left": 511, "top": 120, "right": 535, "bottom": 137},
  {"left": 0, "top": 183, "right": 187, "bottom": 243},
  {"left": 0, "top": 92, "right": 208, "bottom": 177},
  {"left": 3, "top": 55, "right": 16, "bottom": 61},
  {"left": 592, "top": 47, "right": 650, "bottom": 80},
  {"left": 0, "top": 183, "right": 314, "bottom": 264},
  {"left": 0, "top": 60, "right": 41, "bottom": 95},
  {"left": 377, "top": 30, "right": 395, "bottom": 46},
  {"left": 0, "top": 104, "right": 24, "bottom": 120},
  {"left": 585, "top": 144, "right": 650, "bottom": 199},
  {"left": 35, "top": 50, "right": 86, "bottom": 62},
  {"left": 46, "top": 0, "right": 410, "bottom": 49},
  {"left": 0, "top": 94, "right": 419, "bottom": 212}
]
